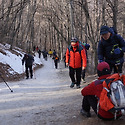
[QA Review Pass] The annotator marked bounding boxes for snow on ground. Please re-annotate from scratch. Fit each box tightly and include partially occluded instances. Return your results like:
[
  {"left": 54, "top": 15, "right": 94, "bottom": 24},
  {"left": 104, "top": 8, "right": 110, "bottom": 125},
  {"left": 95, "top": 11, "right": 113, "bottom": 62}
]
[
  {"left": 0, "top": 43, "right": 42, "bottom": 74},
  {"left": 0, "top": 56, "right": 75, "bottom": 125}
]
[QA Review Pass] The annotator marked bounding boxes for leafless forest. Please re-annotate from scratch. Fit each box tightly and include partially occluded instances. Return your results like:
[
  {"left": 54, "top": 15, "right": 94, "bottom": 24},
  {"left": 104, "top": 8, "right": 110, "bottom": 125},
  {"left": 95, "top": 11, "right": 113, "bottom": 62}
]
[{"left": 0, "top": 0, "right": 125, "bottom": 74}]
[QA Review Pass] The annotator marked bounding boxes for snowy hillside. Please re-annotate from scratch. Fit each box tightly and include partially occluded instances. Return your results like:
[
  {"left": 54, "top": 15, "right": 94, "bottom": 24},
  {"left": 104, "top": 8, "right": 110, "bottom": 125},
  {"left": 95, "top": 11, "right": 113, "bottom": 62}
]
[{"left": 0, "top": 43, "right": 43, "bottom": 82}]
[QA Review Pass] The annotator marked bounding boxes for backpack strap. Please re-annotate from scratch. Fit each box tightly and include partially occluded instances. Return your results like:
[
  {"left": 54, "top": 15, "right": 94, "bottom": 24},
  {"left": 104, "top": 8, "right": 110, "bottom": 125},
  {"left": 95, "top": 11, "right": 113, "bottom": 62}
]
[
  {"left": 78, "top": 44, "right": 84, "bottom": 55},
  {"left": 103, "top": 87, "right": 110, "bottom": 93},
  {"left": 113, "top": 34, "right": 121, "bottom": 46},
  {"left": 68, "top": 44, "right": 84, "bottom": 55}
]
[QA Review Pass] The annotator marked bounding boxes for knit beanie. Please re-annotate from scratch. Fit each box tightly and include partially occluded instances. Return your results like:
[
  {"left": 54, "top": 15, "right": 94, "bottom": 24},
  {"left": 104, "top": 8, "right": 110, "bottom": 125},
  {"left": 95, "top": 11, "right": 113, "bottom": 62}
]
[{"left": 97, "top": 62, "right": 111, "bottom": 77}]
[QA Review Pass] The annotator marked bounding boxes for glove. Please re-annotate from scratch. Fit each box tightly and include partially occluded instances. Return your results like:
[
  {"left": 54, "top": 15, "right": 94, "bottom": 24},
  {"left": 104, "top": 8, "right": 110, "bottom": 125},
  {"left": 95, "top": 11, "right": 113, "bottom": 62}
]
[
  {"left": 66, "top": 63, "right": 69, "bottom": 67},
  {"left": 85, "top": 44, "right": 90, "bottom": 50},
  {"left": 99, "top": 60, "right": 103, "bottom": 63},
  {"left": 82, "top": 67, "right": 85, "bottom": 70},
  {"left": 114, "top": 48, "right": 121, "bottom": 55}
]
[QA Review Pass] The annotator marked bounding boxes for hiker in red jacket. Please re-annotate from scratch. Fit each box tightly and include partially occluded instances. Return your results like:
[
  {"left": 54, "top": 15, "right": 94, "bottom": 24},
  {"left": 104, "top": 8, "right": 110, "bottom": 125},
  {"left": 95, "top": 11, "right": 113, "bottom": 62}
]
[
  {"left": 66, "top": 37, "right": 87, "bottom": 89},
  {"left": 81, "top": 62, "right": 122, "bottom": 120}
]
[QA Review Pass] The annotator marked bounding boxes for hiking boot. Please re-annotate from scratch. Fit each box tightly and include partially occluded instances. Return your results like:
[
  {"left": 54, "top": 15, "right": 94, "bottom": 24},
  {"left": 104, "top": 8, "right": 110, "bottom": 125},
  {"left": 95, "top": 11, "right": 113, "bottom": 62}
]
[
  {"left": 80, "top": 109, "right": 91, "bottom": 117},
  {"left": 82, "top": 79, "right": 86, "bottom": 83},
  {"left": 70, "top": 83, "right": 75, "bottom": 88},
  {"left": 76, "top": 85, "right": 81, "bottom": 89}
]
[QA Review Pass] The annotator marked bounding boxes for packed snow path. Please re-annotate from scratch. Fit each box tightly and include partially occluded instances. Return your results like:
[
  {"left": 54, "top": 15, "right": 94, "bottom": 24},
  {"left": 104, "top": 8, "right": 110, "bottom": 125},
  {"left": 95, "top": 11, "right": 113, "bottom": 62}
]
[{"left": 0, "top": 56, "right": 84, "bottom": 125}]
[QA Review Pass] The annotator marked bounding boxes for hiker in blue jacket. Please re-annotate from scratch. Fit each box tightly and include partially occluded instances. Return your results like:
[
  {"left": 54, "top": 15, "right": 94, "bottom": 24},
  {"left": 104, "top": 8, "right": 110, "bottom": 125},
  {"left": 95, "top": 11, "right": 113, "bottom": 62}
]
[{"left": 98, "top": 25, "right": 125, "bottom": 73}]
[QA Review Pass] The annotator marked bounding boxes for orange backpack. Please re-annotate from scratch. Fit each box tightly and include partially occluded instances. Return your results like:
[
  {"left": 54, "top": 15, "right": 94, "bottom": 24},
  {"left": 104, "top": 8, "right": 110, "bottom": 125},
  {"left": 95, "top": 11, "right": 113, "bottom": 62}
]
[{"left": 99, "top": 73, "right": 125, "bottom": 118}]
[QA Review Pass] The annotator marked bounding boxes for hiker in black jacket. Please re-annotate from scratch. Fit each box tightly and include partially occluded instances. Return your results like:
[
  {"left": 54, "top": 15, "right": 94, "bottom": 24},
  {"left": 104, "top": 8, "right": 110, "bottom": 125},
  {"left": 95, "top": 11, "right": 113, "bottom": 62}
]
[
  {"left": 52, "top": 55, "right": 59, "bottom": 69},
  {"left": 22, "top": 54, "right": 34, "bottom": 79}
]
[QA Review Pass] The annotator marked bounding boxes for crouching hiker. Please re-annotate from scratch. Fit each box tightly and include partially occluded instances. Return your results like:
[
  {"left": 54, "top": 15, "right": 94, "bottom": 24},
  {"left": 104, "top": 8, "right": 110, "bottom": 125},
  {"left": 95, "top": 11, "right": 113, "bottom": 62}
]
[
  {"left": 22, "top": 54, "right": 34, "bottom": 79},
  {"left": 81, "top": 62, "right": 122, "bottom": 120}
]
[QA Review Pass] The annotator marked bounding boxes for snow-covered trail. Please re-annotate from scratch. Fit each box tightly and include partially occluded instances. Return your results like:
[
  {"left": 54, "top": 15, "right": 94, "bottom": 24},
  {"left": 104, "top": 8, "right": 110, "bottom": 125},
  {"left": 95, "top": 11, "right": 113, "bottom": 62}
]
[
  {"left": 0, "top": 56, "right": 125, "bottom": 125},
  {"left": 0, "top": 56, "right": 82, "bottom": 125}
]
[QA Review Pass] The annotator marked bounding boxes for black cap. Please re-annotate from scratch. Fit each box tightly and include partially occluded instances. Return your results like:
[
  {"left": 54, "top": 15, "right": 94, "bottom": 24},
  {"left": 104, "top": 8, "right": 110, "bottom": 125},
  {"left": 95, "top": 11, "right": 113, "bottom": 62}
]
[{"left": 71, "top": 37, "right": 79, "bottom": 43}]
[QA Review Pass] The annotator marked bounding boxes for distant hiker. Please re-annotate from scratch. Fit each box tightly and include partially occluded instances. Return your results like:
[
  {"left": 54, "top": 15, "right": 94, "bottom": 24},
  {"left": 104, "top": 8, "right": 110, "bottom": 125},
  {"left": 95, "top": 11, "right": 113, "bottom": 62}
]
[
  {"left": 80, "top": 62, "right": 122, "bottom": 120},
  {"left": 53, "top": 50, "right": 56, "bottom": 56},
  {"left": 22, "top": 54, "right": 34, "bottom": 79},
  {"left": 66, "top": 37, "right": 87, "bottom": 89},
  {"left": 38, "top": 49, "right": 42, "bottom": 58},
  {"left": 48, "top": 49, "right": 53, "bottom": 57},
  {"left": 63, "top": 53, "right": 66, "bottom": 68},
  {"left": 42, "top": 49, "right": 48, "bottom": 61},
  {"left": 98, "top": 25, "right": 125, "bottom": 73},
  {"left": 36, "top": 46, "right": 39, "bottom": 52},
  {"left": 52, "top": 55, "right": 59, "bottom": 69},
  {"left": 33, "top": 45, "right": 36, "bottom": 52},
  {"left": 80, "top": 41, "right": 90, "bottom": 83},
  {"left": 80, "top": 42, "right": 90, "bottom": 62}
]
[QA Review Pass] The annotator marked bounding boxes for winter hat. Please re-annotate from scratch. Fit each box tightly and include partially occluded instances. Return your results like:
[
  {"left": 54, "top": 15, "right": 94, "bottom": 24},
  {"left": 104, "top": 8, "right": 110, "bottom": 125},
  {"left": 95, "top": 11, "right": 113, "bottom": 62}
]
[
  {"left": 24, "top": 54, "right": 28, "bottom": 57},
  {"left": 71, "top": 37, "right": 79, "bottom": 43},
  {"left": 97, "top": 62, "right": 111, "bottom": 77},
  {"left": 100, "top": 26, "right": 110, "bottom": 35}
]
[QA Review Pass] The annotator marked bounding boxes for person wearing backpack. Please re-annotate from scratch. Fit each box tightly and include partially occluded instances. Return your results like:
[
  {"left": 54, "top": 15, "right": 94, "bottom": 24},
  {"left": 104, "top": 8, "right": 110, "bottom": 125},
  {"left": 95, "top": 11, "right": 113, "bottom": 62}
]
[
  {"left": 38, "top": 49, "right": 42, "bottom": 58},
  {"left": 52, "top": 55, "right": 59, "bottom": 69},
  {"left": 81, "top": 62, "right": 122, "bottom": 120},
  {"left": 22, "top": 54, "right": 34, "bottom": 79},
  {"left": 98, "top": 25, "right": 125, "bottom": 73},
  {"left": 53, "top": 50, "right": 57, "bottom": 57},
  {"left": 66, "top": 37, "right": 87, "bottom": 89},
  {"left": 48, "top": 49, "right": 53, "bottom": 57},
  {"left": 63, "top": 53, "right": 66, "bottom": 68},
  {"left": 80, "top": 41, "right": 90, "bottom": 83}
]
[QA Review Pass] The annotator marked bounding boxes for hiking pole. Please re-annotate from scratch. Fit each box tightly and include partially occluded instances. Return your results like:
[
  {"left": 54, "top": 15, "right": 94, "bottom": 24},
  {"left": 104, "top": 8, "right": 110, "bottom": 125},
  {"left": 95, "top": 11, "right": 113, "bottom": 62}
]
[{"left": 0, "top": 74, "right": 13, "bottom": 92}]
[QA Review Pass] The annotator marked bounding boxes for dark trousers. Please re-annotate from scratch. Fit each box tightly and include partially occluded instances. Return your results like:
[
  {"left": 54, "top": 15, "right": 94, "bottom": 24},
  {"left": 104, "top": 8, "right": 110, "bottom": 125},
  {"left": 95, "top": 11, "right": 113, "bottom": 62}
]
[
  {"left": 64, "top": 61, "right": 66, "bottom": 68},
  {"left": 55, "top": 62, "right": 58, "bottom": 69},
  {"left": 108, "top": 63, "right": 123, "bottom": 73},
  {"left": 82, "top": 69, "right": 85, "bottom": 80},
  {"left": 82, "top": 95, "right": 97, "bottom": 114},
  {"left": 69, "top": 66, "right": 82, "bottom": 85},
  {"left": 38, "top": 53, "right": 41, "bottom": 58},
  {"left": 25, "top": 65, "right": 33, "bottom": 78}
]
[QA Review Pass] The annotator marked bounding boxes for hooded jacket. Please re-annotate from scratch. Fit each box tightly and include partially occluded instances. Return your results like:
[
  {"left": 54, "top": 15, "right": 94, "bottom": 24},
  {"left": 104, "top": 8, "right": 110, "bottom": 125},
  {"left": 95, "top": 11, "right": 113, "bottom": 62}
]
[
  {"left": 66, "top": 43, "right": 87, "bottom": 68},
  {"left": 98, "top": 31, "right": 125, "bottom": 64}
]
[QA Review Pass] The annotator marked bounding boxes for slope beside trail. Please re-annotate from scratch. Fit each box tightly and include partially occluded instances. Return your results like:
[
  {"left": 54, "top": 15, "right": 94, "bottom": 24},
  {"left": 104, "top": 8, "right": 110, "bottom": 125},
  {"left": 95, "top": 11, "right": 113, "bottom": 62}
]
[{"left": 0, "top": 56, "right": 125, "bottom": 125}]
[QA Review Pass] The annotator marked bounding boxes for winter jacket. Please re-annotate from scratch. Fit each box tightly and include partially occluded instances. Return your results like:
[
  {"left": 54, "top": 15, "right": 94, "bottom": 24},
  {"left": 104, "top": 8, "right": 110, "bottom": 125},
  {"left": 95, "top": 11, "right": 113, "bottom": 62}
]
[
  {"left": 81, "top": 74, "right": 119, "bottom": 119},
  {"left": 22, "top": 54, "right": 34, "bottom": 66},
  {"left": 66, "top": 43, "right": 87, "bottom": 68},
  {"left": 53, "top": 56, "right": 59, "bottom": 63},
  {"left": 98, "top": 33, "right": 125, "bottom": 65}
]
